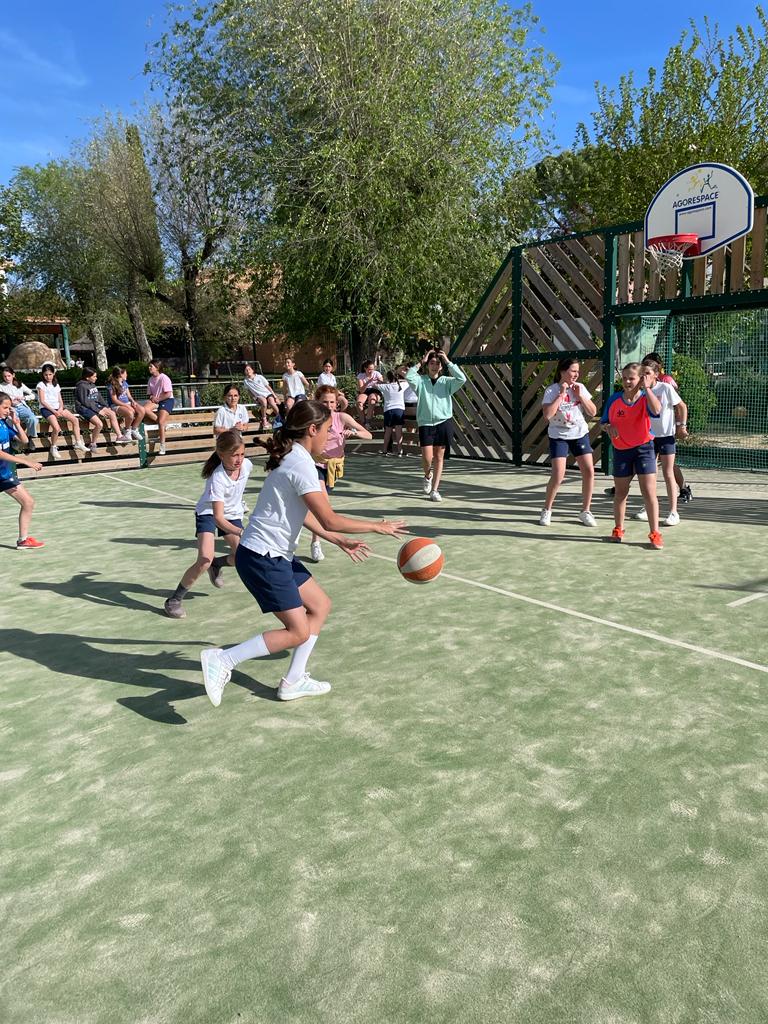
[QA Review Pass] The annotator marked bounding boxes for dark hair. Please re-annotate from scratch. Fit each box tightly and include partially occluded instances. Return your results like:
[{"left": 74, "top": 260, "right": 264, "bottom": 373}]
[
  {"left": 201, "top": 429, "right": 245, "bottom": 478},
  {"left": 387, "top": 370, "right": 398, "bottom": 383},
  {"left": 81, "top": 366, "right": 97, "bottom": 379},
  {"left": 360, "top": 360, "right": 374, "bottom": 372},
  {"left": 643, "top": 352, "right": 667, "bottom": 372},
  {"left": 322, "top": 359, "right": 333, "bottom": 368},
  {"left": 108, "top": 365, "right": 124, "bottom": 395},
  {"left": 419, "top": 350, "right": 443, "bottom": 376},
  {"left": 641, "top": 357, "right": 661, "bottom": 375},
  {"left": 41, "top": 364, "right": 58, "bottom": 384},
  {"left": 554, "top": 356, "right": 579, "bottom": 384},
  {"left": 2, "top": 364, "right": 14, "bottom": 376},
  {"left": 148, "top": 359, "right": 163, "bottom": 371},
  {"left": 223, "top": 383, "right": 240, "bottom": 399},
  {"left": 266, "top": 399, "right": 331, "bottom": 471}
]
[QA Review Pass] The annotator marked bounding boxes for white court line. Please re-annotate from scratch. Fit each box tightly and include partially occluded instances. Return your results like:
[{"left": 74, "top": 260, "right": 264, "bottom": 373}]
[
  {"left": 101, "top": 473, "right": 197, "bottom": 504},
  {"left": 368, "top": 553, "right": 768, "bottom": 675},
  {"left": 727, "top": 591, "right": 768, "bottom": 608}
]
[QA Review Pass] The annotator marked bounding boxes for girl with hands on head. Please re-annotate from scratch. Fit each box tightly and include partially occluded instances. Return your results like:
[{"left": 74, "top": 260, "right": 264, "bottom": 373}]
[
  {"left": 539, "top": 357, "right": 597, "bottom": 527},
  {"left": 600, "top": 362, "right": 663, "bottom": 548},
  {"left": 200, "top": 399, "right": 406, "bottom": 707}
]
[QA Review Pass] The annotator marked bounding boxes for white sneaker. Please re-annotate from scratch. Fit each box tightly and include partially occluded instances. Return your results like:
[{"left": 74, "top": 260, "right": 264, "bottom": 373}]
[
  {"left": 310, "top": 541, "right": 324, "bottom": 562},
  {"left": 663, "top": 511, "right": 680, "bottom": 526},
  {"left": 423, "top": 473, "right": 433, "bottom": 494},
  {"left": 73, "top": 439, "right": 88, "bottom": 452},
  {"left": 632, "top": 509, "right": 649, "bottom": 521},
  {"left": 277, "top": 672, "right": 331, "bottom": 701},
  {"left": 539, "top": 508, "right": 552, "bottom": 526},
  {"left": 578, "top": 510, "right": 596, "bottom": 527},
  {"left": 50, "top": 445, "right": 62, "bottom": 460},
  {"left": 430, "top": 490, "right": 442, "bottom": 502},
  {"left": 158, "top": 444, "right": 166, "bottom": 455},
  {"left": 89, "top": 443, "right": 98, "bottom": 454},
  {"left": 117, "top": 434, "right": 132, "bottom": 445},
  {"left": 201, "top": 648, "right": 231, "bottom": 707},
  {"left": 131, "top": 428, "right": 141, "bottom": 441}
]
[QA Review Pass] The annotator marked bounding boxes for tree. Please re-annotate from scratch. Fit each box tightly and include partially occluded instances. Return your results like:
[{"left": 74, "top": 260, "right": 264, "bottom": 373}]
[
  {"left": 149, "top": 0, "right": 555, "bottom": 354},
  {"left": 536, "top": 11, "right": 768, "bottom": 232},
  {"left": 7, "top": 162, "right": 117, "bottom": 369},
  {"left": 85, "top": 116, "right": 167, "bottom": 361}
]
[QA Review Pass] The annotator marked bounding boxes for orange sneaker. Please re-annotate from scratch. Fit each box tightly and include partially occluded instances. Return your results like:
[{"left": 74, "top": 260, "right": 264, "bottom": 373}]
[
  {"left": 648, "top": 531, "right": 664, "bottom": 550},
  {"left": 610, "top": 526, "right": 625, "bottom": 543},
  {"left": 16, "top": 536, "right": 45, "bottom": 549}
]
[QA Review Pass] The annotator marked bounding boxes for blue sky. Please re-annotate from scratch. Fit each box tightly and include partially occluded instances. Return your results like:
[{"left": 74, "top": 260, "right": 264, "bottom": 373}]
[{"left": 0, "top": 1, "right": 765, "bottom": 187}]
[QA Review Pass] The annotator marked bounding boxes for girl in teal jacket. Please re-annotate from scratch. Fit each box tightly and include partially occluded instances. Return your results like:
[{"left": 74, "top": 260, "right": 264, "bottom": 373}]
[{"left": 405, "top": 348, "right": 466, "bottom": 502}]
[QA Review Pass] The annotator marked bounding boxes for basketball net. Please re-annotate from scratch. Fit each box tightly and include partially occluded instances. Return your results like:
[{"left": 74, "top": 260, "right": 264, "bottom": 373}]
[{"left": 647, "top": 234, "right": 699, "bottom": 276}]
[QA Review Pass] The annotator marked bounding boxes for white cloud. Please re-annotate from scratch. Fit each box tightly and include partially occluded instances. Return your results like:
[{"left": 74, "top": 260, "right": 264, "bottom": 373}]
[{"left": 0, "top": 29, "right": 88, "bottom": 89}]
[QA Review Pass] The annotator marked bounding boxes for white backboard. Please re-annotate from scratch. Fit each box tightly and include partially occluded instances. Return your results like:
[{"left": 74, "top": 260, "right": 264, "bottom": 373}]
[{"left": 645, "top": 163, "right": 754, "bottom": 257}]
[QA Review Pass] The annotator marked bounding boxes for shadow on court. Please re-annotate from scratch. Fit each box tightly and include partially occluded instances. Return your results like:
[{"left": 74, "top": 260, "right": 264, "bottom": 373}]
[
  {"left": 82, "top": 500, "right": 194, "bottom": 510},
  {"left": 20, "top": 571, "right": 207, "bottom": 614},
  {"left": 0, "top": 628, "right": 278, "bottom": 726}
]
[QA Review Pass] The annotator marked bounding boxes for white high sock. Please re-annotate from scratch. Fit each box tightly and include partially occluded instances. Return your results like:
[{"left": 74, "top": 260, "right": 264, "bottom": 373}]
[
  {"left": 283, "top": 635, "right": 319, "bottom": 685},
  {"left": 221, "top": 633, "right": 270, "bottom": 670}
]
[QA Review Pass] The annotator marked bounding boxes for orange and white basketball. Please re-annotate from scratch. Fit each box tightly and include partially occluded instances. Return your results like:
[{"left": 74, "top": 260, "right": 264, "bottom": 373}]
[{"left": 397, "top": 538, "right": 444, "bottom": 584}]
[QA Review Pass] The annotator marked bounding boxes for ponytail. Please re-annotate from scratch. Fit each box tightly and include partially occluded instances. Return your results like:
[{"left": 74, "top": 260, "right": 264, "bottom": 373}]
[
  {"left": 265, "top": 400, "right": 331, "bottom": 471},
  {"left": 202, "top": 428, "right": 244, "bottom": 478}
]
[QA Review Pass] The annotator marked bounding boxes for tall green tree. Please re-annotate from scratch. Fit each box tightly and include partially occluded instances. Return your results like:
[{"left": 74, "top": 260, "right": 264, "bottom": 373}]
[
  {"left": 536, "top": 11, "right": 768, "bottom": 232},
  {"left": 85, "top": 116, "right": 166, "bottom": 361},
  {"left": 150, "top": 0, "right": 555, "bottom": 353},
  {"left": 7, "top": 162, "right": 116, "bottom": 369}
]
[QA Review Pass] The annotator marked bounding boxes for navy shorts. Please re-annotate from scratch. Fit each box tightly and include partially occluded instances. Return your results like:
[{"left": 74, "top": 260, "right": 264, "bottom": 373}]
[
  {"left": 419, "top": 420, "right": 453, "bottom": 454},
  {"left": 0, "top": 476, "right": 19, "bottom": 493},
  {"left": 195, "top": 514, "right": 243, "bottom": 537},
  {"left": 653, "top": 435, "right": 676, "bottom": 456},
  {"left": 383, "top": 409, "right": 405, "bottom": 428},
  {"left": 549, "top": 433, "right": 593, "bottom": 459},
  {"left": 235, "top": 545, "right": 312, "bottom": 614},
  {"left": 156, "top": 398, "right": 175, "bottom": 414},
  {"left": 613, "top": 441, "right": 657, "bottom": 477},
  {"left": 76, "top": 405, "right": 103, "bottom": 422},
  {"left": 40, "top": 407, "right": 59, "bottom": 420},
  {"left": 316, "top": 464, "right": 328, "bottom": 484}
]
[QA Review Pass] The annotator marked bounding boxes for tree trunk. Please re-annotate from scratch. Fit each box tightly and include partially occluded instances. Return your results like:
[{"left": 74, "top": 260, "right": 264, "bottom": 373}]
[
  {"left": 126, "top": 279, "right": 153, "bottom": 361},
  {"left": 88, "top": 320, "right": 109, "bottom": 371}
]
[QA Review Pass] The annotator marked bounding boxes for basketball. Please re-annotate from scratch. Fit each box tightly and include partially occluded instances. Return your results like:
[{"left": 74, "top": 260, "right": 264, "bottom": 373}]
[{"left": 397, "top": 538, "right": 444, "bottom": 584}]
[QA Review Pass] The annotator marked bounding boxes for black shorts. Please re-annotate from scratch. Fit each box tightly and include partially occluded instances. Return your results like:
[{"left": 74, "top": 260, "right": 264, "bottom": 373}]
[
  {"left": 419, "top": 420, "right": 453, "bottom": 456},
  {"left": 383, "top": 409, "right": 405, "bottom": 428},
  {"left": 0, "top": 477, "right": 20, "bottom": 493}
]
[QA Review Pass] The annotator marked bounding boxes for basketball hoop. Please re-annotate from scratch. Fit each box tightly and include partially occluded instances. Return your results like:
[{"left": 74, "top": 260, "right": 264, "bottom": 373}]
[{"left": 647, "top": 233, "right": 700, "bottom": 276}]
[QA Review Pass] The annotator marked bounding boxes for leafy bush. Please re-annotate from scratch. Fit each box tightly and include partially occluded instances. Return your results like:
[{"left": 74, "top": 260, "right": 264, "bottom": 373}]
[
  {"left": 671, "top": 353, "right": 716, "bottom": 433},
  {"left": 335, "top": 372, "right": 359, "bottom": 404},
  {"left": 713, "top": 369, "right": 768, "bottom": 431},
  {"left": 198, "top": 381, "right": 228, "bottom": 408}
]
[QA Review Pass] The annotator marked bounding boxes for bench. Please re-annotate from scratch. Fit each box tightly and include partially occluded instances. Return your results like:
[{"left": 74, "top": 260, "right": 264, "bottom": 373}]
[{"left": 16, "top": 407, "right": 270, "bottom": 479}]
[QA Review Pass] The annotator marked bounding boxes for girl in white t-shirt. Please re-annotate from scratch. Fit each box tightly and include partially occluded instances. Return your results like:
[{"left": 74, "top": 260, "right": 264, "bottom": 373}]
[
  {"left": 376, "top": 372, "right": 407, "bottom": 456},
  {"left": 214, "top": 385, "right": 250, "bottom": 436},
  {"left": 200, "top": 400, "right": 406, "bottom": 705},
  {"left": 164, "top": 430, "right": 253, "bottom": 618},
  {"left": 642, "top": 358, "right": 689, "bottom": 526},
  {"left": 316, "top": 360, "right": 348, "bottom": 410},
  {"left": 36, "top": 363, "right": 88, "bottom": 458},
  {"left": 282, "top": 357, "right": 311, "bottom": 413},
  {"left": 242, "top": 364, "right": 280, "bottom": 428},
  {"left": 355, "top": 360, "right": 384, "bottom": 429},
  {"left": 539, "top": 357, "right": 597, "bottom": 527}
]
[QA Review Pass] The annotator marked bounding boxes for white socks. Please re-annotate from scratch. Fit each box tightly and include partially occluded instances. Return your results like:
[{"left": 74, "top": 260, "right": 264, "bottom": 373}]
[
  {"left": 221, "top": 633, "right": 270, "bottom": 670},
  {"left": 283, "top": 635, "right": 318, "bottom": 685}
]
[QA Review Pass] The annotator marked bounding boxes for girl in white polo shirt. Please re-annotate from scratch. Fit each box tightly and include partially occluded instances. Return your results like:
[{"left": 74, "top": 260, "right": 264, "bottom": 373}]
[
  {"left": 200, "top": 400, "right": 406, "bottom": 705},
  {"left": 36, "top": 363, "right": 88, "bottom": 458},
  {"left": 164, "top": 430, "right": 252, "bottom": 618},
  {"left": 242, "top": 364, "right": 280, "bottom": 428},
  {"left": 282, "top": 357, "right": 311, "bottom": 413},
  {"left": 539, "top": 356, "right": 597, "bottom": 527},
  {"left": 214, "top": 384, "right": 250, "bottom": 436}
]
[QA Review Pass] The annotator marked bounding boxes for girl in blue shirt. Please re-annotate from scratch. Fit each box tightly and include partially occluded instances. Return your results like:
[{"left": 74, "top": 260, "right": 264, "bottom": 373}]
[{"left": 0, "top": 393, "right": 44, "bottom": 549}]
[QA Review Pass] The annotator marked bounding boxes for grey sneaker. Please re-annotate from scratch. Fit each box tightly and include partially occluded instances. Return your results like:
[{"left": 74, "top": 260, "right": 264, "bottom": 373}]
[
  {"left": 164, "top": 597, "right": 186, "bottom": 619},
  {"left": 277, "top": 672, "right": 331, "bottom": 701},
  {"left": 207, "top": 563, "right": 225, "bottom": 588},
  {"left": 201, "top": 648, "right": 231, "bottom": 707}
]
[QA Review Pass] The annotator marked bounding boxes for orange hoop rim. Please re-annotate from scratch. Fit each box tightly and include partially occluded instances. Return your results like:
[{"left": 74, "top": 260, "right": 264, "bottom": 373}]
[{"left": 647, "top": 233, "right": 700, "bottom": 257}]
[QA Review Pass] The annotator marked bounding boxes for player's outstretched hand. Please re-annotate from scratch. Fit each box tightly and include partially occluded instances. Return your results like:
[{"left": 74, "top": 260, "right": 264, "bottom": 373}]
[
  {"left": 375, "top": 519, "right": 408, "bottom": 537},
  {"left": 336, "top": 538, "right": 371, "bottom": 562}
]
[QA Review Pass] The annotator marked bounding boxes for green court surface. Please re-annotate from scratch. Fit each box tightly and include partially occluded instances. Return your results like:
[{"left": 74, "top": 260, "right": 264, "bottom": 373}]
[{"left": 2, "top": 455, "right": 768, "bottom": 1024}]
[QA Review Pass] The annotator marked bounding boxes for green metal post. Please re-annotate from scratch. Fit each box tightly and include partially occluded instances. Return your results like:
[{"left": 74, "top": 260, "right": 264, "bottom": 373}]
[
  {"left": 61, "top": 325, "right": 71, "bottom": 367},
  {"left": 510, "top": 247, "right": 523, "bottom": 466},
  {"left": 601, "top": 233, "right": 619, "bottom": 477}
]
